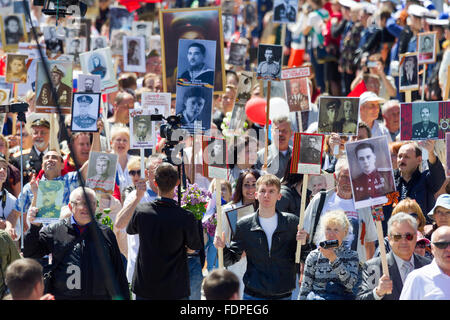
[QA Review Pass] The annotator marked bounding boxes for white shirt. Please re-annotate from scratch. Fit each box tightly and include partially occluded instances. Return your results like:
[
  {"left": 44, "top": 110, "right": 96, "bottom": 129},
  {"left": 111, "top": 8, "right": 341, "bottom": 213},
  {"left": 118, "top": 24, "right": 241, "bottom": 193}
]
[
  {"left": 370, "top": 120, "right": 392, "bottom": 142},
  {"left": 400, "top": 259, "right": 450, "bottom": 300},
  {"left": 259, "top": 214, "right": 278, "bottom": 251},
  {"left": 124, "top": 184, "right": 157, "bottom": 283},
  {"left": 116, "top": 155, "right": 132, "bottom": 193}
]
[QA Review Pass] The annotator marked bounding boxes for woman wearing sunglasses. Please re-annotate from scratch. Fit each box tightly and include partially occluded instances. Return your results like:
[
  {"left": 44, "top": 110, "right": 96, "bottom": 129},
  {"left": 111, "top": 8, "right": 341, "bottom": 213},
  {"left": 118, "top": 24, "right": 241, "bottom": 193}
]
[{"left": 122, "top": 156, "right": 141, "bottom": 203}]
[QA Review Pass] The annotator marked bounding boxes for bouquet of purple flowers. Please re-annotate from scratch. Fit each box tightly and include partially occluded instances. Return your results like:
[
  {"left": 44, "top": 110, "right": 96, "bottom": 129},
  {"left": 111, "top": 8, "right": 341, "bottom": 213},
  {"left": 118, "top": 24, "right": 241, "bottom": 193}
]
[{"left": 174, "top": 183, "right": 212, "bottom": 221}]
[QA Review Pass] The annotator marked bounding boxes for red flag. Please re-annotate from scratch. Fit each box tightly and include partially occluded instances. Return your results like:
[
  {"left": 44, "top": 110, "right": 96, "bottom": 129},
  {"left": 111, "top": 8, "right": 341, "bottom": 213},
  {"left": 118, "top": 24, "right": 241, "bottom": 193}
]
[
  {"left": 118, "top": 0, "right": 162, "bottom": 12},
  {"left": 347, "top": 80, "right": 367, "bottom": 97}
]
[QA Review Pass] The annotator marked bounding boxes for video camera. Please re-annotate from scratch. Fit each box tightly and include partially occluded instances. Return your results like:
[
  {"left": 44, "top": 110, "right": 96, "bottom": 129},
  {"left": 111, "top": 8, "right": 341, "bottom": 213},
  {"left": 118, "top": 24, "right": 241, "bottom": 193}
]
[
  {"left": 33, "top": 0, "right": 87, "bottom": 17},
  {"left": 0, "top": 102, "right": 29, "bottom": 122}
]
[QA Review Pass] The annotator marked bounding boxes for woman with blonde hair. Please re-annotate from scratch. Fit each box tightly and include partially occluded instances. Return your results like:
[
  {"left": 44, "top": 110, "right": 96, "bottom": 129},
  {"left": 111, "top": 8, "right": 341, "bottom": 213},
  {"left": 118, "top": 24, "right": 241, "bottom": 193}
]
[
  {"left": 299, "top": 210, "right": 360, "bottom": 300},
  {"left": 110, "top": 124, "right": 132, "bottom": 196}
]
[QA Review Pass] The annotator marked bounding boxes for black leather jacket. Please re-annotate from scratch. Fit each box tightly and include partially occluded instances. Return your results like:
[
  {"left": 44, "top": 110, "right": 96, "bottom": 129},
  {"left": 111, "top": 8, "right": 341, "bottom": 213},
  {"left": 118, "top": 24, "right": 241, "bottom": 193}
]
[
  {"left": 223, "top": 210, "right": 299, "bottom": 298},
  {"left": 24, "top": 219, "right": 129, "bottom": 300}
]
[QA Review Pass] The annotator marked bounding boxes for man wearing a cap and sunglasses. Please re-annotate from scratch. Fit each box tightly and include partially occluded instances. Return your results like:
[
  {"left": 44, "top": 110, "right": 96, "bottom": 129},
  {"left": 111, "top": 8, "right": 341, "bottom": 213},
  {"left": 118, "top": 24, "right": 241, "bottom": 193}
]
[{"left": 400, "top": 225, "right": 450, "bottom": 300}]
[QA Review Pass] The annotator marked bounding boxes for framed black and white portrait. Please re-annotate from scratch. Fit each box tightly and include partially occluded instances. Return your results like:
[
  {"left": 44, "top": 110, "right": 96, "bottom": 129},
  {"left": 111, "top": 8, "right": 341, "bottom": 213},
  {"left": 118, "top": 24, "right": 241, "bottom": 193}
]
[
  {"left": 109, "top": 6, "right": 133, "bottom": 33},
  {"left": 66, "top": 37, "right": 86, "bottom": 65},
  {"left": 290, "top": 132, "right": 324, "bottom": 175},
  {"left": 132, "top": 21, "right": 152, "bottom": 52},
  {"left": 80, "top": 47, "right": 118, "bottom": 94},
  {"left": 345, "top": 135, "right": 395, "bottom": 209},
  {"left": 411, "top": 102, "right": 440, "bottom": 140},
  {"left": 175, "top": 85, "right": 213, "bottom": 134},
  {"left": 222, "top": 14, "right": 235, "bottom": 42},
  {"left": 70, "top": 92, "right": 101, "bottom": 132},
  {"left": 0, "top": 14, "right": 27, "bottom": 51},
  {"left": 90, "top": 36, "right": 108, "bottom": 51},
  {"left": 417, "top": 31, "right": 437, "bottom": 65},
  {"left": 78, "top": 74, "right": 101, "bottom": 93},
  {"left": 43, "top": 25, "right": 64, "bottom": 55},
  {"left": 176, "top": 38, "right": 216, "bottom": 88},
  {"left": 228, "top": 42, "right": 247, "bottom": 66},
  {"left": 285, "top": 77, "right": 310, "bottom": 112},
  {"left": 86, "top": 152, "right": 118, "bottom": 195},
  {"left": 399, "top": 53, "right": 419, "bottom": 92},
  {"left": 273, "top": 0, "right": 298, "bottom": 23},
  {"left": 243, "top": 1, "right": 257, "bottom": 30},
  {"left": 202, "top": 136, "right": 228, "bottom": 180},
  {"left": 318, "top": 96, "right": 360, "bottom": 135},
  {"left": 123, "top": 36, "right": 146, "bottom": 73},
  {"left": 256, "top": 44, "right": 282, "bottom": 81},
  {"left": 235, "top": 71, "right": 254, "bottom": 104},
  {"left": 110, "top": 29, "right": 132, "bottom": 56},
  {"left": 129, "top": 108, "right": 155, "bottom": 149}
]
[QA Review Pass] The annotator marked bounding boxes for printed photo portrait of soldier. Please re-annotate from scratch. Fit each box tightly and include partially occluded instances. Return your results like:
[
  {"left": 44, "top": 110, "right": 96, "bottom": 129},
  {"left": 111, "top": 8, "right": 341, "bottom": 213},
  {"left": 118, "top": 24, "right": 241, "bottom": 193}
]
[
  {"left": 222, "top": 14, "right": 234, "bottom": 42},
  {"left": 243, "top": 1, "right": 257, "bottom": 30},
  {"left": 411, "top": 103, "right": 440, "bottom": 140},
  {"left": 78, "top": 74, "right": 101, "bottom": 93},
  {"left": 35, "top": 61, "right": 73, "bottom": 113},
  {"left": 221, "top": 0, "right": 235, "bottom": 15},
  {"left": 91, "top": 36, "right": 107, "bottom": 51},
  {"left": 0, "top": 14, "right": 27, "bottom": 51},
  {"left": 70, "top": 93, "right": 101, "bottom": 132},
  {"left": 337, "top": 98, "right": 359, "bottom": 135},
  {"left": 273, "top": 0, "right": 298, "bottom": 23},
  {"left": 5, "top": 53, "right": 27, "bottom": 83},
  {"left": 160, "top": 7, "right": 226, "bottom": 95},
  {"left": 235, "top": 71, "right": 253, "bottom": 105},
  {"left": 109, "top": 6, "right": 133, "bottom": 32},
  {"left": 86, "top": 152, "right": 118, "bottom": 195},
  {"left": 285, "top": 77, "right": 310, "bottom": 112},
  {"left": 80, "top": 48, "right": 117, "bottom": 94},
  {"left": 228, "top": 42, "right": 247, "bottom": 66},
  {"left": 132, "top": 21, "right": 152, "bottom": 52},
  {"left": 345, "top": 136, "right": 395, "bottom": 208},
  {"left": 176, "top": 85, "right": 213, "bottom": 133},
  {"left": 229, "top": 103, "right": 246, "bottom": 133},
  {"left": 176, "top": 38, "right": 216, "bottom": 88},
  {"left": 36, "top": 180, "right": 64, "bottom": 223},
  {"left": 66, "top": 37, "right": 86, "bottom": 65},
  {"left": 202, "top": 136, "right": 228, "bottom": 179},
  {"left": 290, "top": 132, "right": 324, "bottom": 174},
  {"left": 318, "top": 96, "right": 343, "bottom": 134},
  {"left": 123, "top": 36, "right": 146, "bottom": 73},
  {"left": 417, "top": 32, "right": 437, "bottom": 64},
  {"left": 256, "top": 44, "right": 282, "bottom": 81},
  {"left": 43, "top": 25, "right": 63, "bottom": 55},
  {"left": 110, "top": 29, "right": 132, "bottom": 56},
  {"left": 399, "top": 53, "right": 419, "bottom": 91},
  {"left": 130, "top": 115, "right": 153, "bottom": 147}
]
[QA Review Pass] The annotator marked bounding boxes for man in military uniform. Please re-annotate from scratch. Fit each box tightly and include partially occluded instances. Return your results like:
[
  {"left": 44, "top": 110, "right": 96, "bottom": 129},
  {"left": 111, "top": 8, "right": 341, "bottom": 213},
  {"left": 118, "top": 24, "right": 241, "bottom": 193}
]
[
  {"left": 287, "top": 80, "right": 305, "bottom": 112},
  {"left": 87, "top": 154, "right": 114, "bottom": 193},
  {"left": 300, "top": 135, "right": 321, "bottom": 164},
  {"left": 352, "top": 142, "right": 395, "bottom": 202},
  {"left": 134, "top": 116, "right": 151, "bottom": 142},
  {"left": 256, "top": 46, "right": 281, "bottom": 80},
  {"left": 36, "top": 64, "right": 72, "bottom": 107},
  {"left": 72, "top": 95, "right": 97, "bottom": 130},
  {"left": 10, "top": 118, "right": 50, "bottom": 185},
  {"left": 320, "top": 99, "right": 342, "bottom": 133},
  {"left": 411, "top": 106, "right": 439, "bottom": 139},
  {"left": 37, "top": 181, "right": 63, "bottom": 219},
  {"left": 274, "top": 0, "right": 296, "bottom": 23},
  {"left": 178, "top": 42, "right": 215, "bottom": 87}
]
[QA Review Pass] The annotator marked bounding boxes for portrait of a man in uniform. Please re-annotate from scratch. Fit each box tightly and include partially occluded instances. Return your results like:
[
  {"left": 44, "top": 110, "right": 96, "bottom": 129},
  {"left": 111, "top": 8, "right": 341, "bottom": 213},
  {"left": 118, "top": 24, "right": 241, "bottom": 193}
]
[
  {"left": 400, "top": 54, "right": 418, "bottom": 89},
  {"left": 44, "top": 25, "right": 63, "bottom": 55},
  {"left": 91, "top": 36, "right": 107, "bottom": 51},
  {"left": 71, "top": 93, "right": 100, "bottom": 132},
  {"left": 228, "top": 42, "right": 247, "bottom": 66},
  {"left": 176, "top": 85, "right": 213, "bottom": 133},
  {"left": 318, "top": 98, "right": 342, "bottom": 134},
  {"left": 286, "top": 78, "right": 309, "bottom": 112},
  {"left": 412, "top": 105, "right": 439, "bottom": 140},
  {"left": 256, "top": 45, "right": 282, "bottom": 81},
  {"left": 177, "top": 40, "right": 215, "bottom": 87},
  {"left": 36, "top": 180, "right": 64, "bottom": 221},
  {"left": 86, "top": 153, "right": 117, "bottom": 194},
  {"left": 338, "top": 99, "right": 358, "bottom": 135},
  {"left": 133, "top": 116, "right": 152, "bottom": 142},
  {"left": 273, "top": 0, "right": 297, "bottom": 23},
  {"left": 36, "top": 63, "right": 72, "bottom": 108},
  {"left": 350, "top": 141, "right": 395, "bottom": 202},
  {"left": 300, "top": 134, "right": 322, "bottom": 164},
  {"left": 418, "top": 32, "right": 437, "bottom": 64}
]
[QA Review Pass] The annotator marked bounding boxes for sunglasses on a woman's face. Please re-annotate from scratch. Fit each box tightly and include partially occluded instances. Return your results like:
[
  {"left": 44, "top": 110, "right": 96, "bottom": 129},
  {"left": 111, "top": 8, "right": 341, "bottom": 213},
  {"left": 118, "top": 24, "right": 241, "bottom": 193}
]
[
  {"left": 391, "top": 233, "right": 415, "bottom": 241},
  {"left": 432, "top": 241, "right": 450, "bottom": 250},
  {"left": 129, "top": 170, "right": 141, "bottom": 176}
]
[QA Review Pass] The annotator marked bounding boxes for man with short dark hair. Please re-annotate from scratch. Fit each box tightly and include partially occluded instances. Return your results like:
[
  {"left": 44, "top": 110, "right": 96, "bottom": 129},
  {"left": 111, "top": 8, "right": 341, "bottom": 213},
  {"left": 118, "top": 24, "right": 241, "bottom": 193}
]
[
  {"left": 203, "top": 269, "right": 240, "bottom": 300},
  {"left": 179, "top": 42, "right": 214, "bottom": 86},
  {"left": 126, "top": 162, "right": 202, "bottom": 300}
]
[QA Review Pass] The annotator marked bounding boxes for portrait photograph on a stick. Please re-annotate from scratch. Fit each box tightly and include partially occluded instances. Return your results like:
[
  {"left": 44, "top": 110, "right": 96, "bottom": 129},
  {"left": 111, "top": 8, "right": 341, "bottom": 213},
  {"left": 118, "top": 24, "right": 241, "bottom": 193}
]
[
  {"left": 43, "top": 25, "right": 64, "bottom": 55},
  {"left": 86, "top": 151, "right": 118, "bottom": 195},
  {"left": 35, "top": 60, "right": 73, "bottom": 114},
  {"left": 160, "top": 7, "right": 226, "bottom": 95},
  {"left": 273, "top": 0, "right": 298, "bottom": 23},
  {"left": 235, "top": 70, "right": 254, "bottom": 104},
  {"left": 132, "top": 21, "right": 152, "bottom": 52},
  {"left": 243, "top": 1, "right": 257, "bottom": 30},
  {"left": 129, "top": 108, "right": 155, "bottom": 149},
  {"left": 399, "top": 53, "right": 419, "bottom": 92},
  {"left": 80, "top": 47, "right": 118, "bottom": 94},
  {"left": 176, "top": 38, "right": 216, "bottom": 88},
  {"left": 5, "top": 53, "right": 27, "bottom": 83},
  {"left": 345, "top": 135, "right": 396, "bottom": 209},
  {"left": 35, "top": 180, "right": 64, "bottom": 224},
  {"left": 202, "top": 136, "right": 228, "bottom": 180},
  {"left": 175, "top": 85, "right": 213, "bottom": 133},
  {"left": 285, "top": 77, "right": 310, "bottom": 112},
  {"left": 400, "top": 101, "right": 450, "bottom": 140},
  {"left": 222, "top": 14, "right": 234, "bottom": 42},
  {"left": 318, "top": 96, "right": 360, "bottom": 135},
  {"left": 78, "top": 74, "right": 101, "bottom": 93},
  {"left": 290, "top": 132, "right": 324, "bottom": 175},
  {"left": 123, "top": 36, "right": 146, "bottom": 73},
  {"left": 90, "top": 36, "right": 107, "bottom": 51},
  {"left": 256, "top": 44, "right": 282, "bottom": 81},
  {"left": 141, "top": 91, "right": 171, "bottom": 118},
  {"left": 0, "top": 14, "right": 27, "bottom": 51},
  {"left": 70, "top": 92, "right": 101, "bottom": 132},
  {"left": 417, "top": 31, "right": 437, "bottom": 65},
  {"left": 228, "top": 42, "right": 247, "bottom": 66},
  {"left": 66, "top": 37, "right": 86, "bottom": 65},
  {"left": 225, "top": 203, "right": 255, "bottom": 238}
]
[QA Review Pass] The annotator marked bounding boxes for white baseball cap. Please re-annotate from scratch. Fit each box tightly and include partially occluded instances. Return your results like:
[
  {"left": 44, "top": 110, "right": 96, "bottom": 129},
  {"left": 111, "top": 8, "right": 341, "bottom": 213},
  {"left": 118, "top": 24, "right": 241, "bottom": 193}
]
[
  {"left": 359, "top": 91, "right": 385, "bottom": 105},
  {"left": 407, "top": 4, "right": 429, "bottom": 18},
  {"left": 338, "top": 0, "right": 357, "bottom": 8}
]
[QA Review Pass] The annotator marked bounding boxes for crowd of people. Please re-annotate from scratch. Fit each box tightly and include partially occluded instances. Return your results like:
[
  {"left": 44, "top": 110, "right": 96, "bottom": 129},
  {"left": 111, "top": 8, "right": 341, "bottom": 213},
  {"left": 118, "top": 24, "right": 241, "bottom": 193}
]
[{"left": 0, "top": 0, "right": 449, "bottom": 301}]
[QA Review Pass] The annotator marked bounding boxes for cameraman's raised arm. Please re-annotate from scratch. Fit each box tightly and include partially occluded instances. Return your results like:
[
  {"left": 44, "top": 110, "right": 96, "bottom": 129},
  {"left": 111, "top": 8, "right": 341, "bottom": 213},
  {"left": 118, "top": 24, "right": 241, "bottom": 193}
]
[{"left": 114, "top": 179, "right": 146, "bottom": 230}]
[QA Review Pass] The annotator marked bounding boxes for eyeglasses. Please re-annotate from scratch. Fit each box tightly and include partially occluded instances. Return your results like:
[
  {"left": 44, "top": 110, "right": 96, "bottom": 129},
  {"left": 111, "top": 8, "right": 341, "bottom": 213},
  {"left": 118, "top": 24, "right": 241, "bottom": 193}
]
[
  {"left": 391, "top": 233, "right": 415, "bottom": 241},
  {"left": 432, "top": 241, "right": 450, "bottom": 249},
  {"left": 71, "top": 201, "right": 96, "bottom": 208},
  {"left": 415, "top": 242, "right": 428, "bottom": 249},
  {"left": 129, "top": 170, "right": 141, "bottom": 176}
]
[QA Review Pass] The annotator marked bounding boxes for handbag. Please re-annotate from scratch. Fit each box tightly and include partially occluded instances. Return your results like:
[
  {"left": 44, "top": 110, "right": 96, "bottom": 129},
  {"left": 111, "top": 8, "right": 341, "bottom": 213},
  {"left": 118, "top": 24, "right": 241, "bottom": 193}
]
[{"left": 300, "top": 190, "right": 327, "bottom": 263}]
